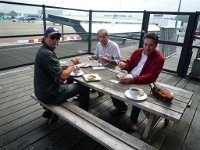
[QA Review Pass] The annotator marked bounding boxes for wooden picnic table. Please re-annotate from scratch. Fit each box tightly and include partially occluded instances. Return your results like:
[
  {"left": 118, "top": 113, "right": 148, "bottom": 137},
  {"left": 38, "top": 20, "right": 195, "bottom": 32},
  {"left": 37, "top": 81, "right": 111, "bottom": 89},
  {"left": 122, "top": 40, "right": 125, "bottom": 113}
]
[{"left": 71, "top": 64, "right": 193, "bottom": 140}]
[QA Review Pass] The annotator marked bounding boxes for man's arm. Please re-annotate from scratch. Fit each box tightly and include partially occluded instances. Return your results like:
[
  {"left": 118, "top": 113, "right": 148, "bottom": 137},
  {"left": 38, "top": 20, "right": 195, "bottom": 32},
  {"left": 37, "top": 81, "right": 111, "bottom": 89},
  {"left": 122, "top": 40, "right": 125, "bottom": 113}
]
[
  {"left": 99, "top": 56, "right": 118, "bottom": 65},
  {"left": 112, "top": 43, "right": 122, "bottom": 64},
  {"left": 58, "top": 57, "right": 80, "bottom": 81},
  {"left": 124, "top": 50, "right": 139, "bottom": 72}
]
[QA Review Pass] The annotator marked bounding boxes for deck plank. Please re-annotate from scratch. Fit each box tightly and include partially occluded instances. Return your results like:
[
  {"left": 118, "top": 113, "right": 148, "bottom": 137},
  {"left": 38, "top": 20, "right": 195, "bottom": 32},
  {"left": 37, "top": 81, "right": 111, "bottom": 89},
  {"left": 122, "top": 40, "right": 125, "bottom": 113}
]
[
  {"left": 159, "top": 74, "right": 181, "bottom": 86},
  {"left": 0, "top": 117, "right": 52, "bottom": 148},
  {"left": 0, "top": 103, "right": 40, "bottom": 126},
  {"left": 71, "top": 136, "right": 100, "bottom": 150},
  {"left": 0, "top": 109, "right": 43, "bottom": 136},
  {"left": 0, "top": 80, "right": 33, "bottom": 94},
  {"left": 0, "top": 85, "right": 33, "bottom": 100},
  {"left": 184, "top": 79, "right": 198, "bottom": 91},
  {"left": 0, "top": 121, "right": 64, "bottom": 150},
  {"left": 23, "top": 123, "right": 77, "bottom": 150},
  {"left": 175, "top": 78, "right": 189, "bottom": 89},
  {"left": 0, "top": 89, "right": 33, "bottom": 108},
  {"left": 0, "top": 99, "right": 37, "bottom": 118},
  {"left": 49, "top": 130, "right": 87, "bottom": 150}
]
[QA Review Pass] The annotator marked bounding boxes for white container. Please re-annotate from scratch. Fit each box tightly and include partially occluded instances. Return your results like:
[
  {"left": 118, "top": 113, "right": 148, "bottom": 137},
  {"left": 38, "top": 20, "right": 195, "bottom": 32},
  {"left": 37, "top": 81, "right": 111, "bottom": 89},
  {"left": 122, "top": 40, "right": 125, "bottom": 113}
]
[
  {"left": 129, "top": 87, "right": 141, "bottom": 97},
  {"left": 89, "top": 60, "right": 98, "bottom": 67}
]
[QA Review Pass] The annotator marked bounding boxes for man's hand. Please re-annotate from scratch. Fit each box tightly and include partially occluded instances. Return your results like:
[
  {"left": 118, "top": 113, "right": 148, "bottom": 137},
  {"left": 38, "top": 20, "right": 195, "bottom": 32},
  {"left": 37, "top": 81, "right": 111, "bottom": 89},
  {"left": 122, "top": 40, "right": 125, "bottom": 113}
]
[
  {"left": 89, "top": 55, "right": 97, "bottom": 60},
  {"left": 118, "top": 62, "right": 126, "bottom": 69},
  {"left": 99, "top": 55, "right": 109, "bottom": 63},
  {"left": 71, "top": 57, "right": 80, "bottom": 65},
  {"left": 120, "top": 75, "right": 133, "bottom": 84}
]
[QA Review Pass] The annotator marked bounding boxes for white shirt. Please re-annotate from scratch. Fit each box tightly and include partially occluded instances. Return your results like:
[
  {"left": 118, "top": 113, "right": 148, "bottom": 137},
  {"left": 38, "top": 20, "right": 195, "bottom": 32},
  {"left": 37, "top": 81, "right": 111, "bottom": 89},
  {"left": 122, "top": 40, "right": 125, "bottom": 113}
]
[
  {"left": 95, "top": 40, "right": 121, "bottom": 63},
  {"left": 130, "top": 51, "right": 147, "bottom": 77}
]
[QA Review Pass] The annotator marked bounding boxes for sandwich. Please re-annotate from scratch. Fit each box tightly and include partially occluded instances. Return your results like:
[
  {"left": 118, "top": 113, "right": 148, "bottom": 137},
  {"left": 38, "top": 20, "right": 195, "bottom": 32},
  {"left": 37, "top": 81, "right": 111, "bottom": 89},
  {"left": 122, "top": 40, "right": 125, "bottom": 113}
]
[{"left": 87, "top": 74, "right": 96, "bottom": 80}]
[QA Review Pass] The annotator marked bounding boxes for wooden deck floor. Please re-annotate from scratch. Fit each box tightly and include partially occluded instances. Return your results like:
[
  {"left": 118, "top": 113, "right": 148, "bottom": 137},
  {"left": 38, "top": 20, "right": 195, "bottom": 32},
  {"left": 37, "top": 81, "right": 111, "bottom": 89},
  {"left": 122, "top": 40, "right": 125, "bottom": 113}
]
[{"left": 0, "top": 55, "right": 200, "bottom": 150}]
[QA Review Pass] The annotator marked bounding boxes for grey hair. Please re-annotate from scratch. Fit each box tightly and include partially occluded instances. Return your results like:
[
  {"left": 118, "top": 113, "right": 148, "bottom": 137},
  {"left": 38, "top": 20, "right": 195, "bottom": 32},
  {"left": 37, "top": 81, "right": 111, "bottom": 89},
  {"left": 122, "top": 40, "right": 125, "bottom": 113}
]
[{"left": 98, "top": 29, "right": 109, "bottom": 36}]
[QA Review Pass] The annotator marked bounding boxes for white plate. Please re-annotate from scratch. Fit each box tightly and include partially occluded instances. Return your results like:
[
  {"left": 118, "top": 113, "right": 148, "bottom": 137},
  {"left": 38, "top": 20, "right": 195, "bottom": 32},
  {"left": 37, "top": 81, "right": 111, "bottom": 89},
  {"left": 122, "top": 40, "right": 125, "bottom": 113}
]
[
  {"left": 89, "top": 62, "right": 102, "bottom": 67},
  {"left": 77, "top": 63, "right": 90, "bottom": 68},
  {"left": 125, "top": 89, "right": 147, "bottom": 101},
  {"left": 70, "top": 70, "right": 84, "bottom": 77},
  {"left": 83, "top": 74, "right": 102, "bottom": 82}
]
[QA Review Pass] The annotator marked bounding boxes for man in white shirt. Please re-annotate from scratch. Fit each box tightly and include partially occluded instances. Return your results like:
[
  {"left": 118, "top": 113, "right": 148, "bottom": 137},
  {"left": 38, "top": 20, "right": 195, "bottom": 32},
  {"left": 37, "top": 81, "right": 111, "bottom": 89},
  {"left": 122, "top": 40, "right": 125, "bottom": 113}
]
[
  {"left": 88, "top": 29, "right": 122, "bottom": 96},
  {"left": 89, "top": 29, "right": 122, "bottom": 65}
]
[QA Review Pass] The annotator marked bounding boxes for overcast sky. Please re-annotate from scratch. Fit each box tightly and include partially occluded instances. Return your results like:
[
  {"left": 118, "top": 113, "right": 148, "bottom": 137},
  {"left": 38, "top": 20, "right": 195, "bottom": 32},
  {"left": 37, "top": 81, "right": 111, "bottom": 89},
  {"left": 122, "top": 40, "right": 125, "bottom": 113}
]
[{"left": 1, "top": 0, "right": 200, "bottom": 12}]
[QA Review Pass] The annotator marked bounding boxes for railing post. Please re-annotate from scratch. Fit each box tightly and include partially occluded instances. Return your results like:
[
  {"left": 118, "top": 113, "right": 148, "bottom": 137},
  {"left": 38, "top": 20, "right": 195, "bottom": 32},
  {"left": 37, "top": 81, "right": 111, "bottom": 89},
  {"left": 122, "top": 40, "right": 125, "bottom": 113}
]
[
  {"left": 177, "top": 12, "right": 198, "bottom": 77},
  {"left": 42, "top": 4, "right": 46, "bottom": 33},
  {"left": 62, "top": 24, "right": 64, "bottom": 41},
  {"left": 139, "top": 10, "right": 150, "bottom": 48},
  {"left": 88, "top": 10, "right": 92, "bottom": 54}
]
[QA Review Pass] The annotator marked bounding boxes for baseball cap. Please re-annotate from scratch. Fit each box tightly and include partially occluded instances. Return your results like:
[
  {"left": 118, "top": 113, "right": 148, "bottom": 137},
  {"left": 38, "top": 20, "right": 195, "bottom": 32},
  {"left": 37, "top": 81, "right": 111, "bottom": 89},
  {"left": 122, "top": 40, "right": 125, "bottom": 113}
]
[{"left": 45, "top": 27, "right": 61, "bottom": 37}]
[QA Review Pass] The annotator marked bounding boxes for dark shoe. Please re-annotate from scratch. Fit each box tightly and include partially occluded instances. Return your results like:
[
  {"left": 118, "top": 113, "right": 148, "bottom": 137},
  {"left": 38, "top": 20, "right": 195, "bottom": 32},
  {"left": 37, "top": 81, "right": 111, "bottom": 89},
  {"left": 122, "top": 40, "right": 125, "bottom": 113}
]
[
  {"left": 110, "top": 107, "right": 127, "bottom": 114},
  {"left": 98, "top": 92, "right": 104, "bottom": 97},
  {"left": 130, "top": 121, "right": 139, "bottom": 131},
  {"left": 42, "top": 110, "right": 53, "bottom": 118},
  {"left": 73, "top": 95, "right": 80, "bottom": 101},
  {"left": 48, "top": 114, "right": 59, "bottom": 123},
  {"left": 164, "top": 119, "right": 169, "bottom": 126},
  {"left": 90, "top": 89, "right": 96, "bottom": 93}
]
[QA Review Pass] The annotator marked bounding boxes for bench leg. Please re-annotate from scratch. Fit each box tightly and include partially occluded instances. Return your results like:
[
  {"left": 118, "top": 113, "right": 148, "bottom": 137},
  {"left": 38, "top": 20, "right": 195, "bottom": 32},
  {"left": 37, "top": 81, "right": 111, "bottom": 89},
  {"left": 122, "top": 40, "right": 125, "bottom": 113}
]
[
  {"left": 164, "top": 119, "right": 169, "bottom": 126},
  {"left": 48, "top": 113, "right": 58, "bottom": 124},
  {"left": 142, "top": 110, "right": 150, "bottom": 119},
  {"left": 142, "top": 114, "right": 160, "bottom": 141}
]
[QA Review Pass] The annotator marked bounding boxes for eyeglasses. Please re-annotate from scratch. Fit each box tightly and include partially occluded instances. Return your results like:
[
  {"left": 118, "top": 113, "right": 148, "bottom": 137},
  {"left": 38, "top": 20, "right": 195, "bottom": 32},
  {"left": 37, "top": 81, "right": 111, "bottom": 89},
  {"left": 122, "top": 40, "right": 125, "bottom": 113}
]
[{"left": 50, "top": 36, "right": 60, "bottom": 41}]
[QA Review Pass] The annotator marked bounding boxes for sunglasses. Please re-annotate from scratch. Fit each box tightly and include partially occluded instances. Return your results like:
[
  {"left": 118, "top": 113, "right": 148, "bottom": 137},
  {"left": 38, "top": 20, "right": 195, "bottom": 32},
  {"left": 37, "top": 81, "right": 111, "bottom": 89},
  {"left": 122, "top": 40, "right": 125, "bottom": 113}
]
[{"left": 50, "top": 36, "right": 60, "bottom": 40}]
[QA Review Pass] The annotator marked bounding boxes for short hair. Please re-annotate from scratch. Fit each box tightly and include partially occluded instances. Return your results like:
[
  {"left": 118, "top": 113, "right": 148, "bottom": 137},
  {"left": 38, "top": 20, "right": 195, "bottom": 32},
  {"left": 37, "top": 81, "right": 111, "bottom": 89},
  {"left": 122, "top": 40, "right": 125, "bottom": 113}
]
[
  {"left": 98, "top": 29, "right": 109, "bottom": 36},
  {"left": 144, "top": 33, "right": 159, "bottom": 45}
]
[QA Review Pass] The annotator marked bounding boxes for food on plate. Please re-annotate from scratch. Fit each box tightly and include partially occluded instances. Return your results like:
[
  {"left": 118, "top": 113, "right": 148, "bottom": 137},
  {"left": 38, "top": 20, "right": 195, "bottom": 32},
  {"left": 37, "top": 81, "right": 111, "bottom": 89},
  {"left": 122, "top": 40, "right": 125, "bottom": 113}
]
[
  {"left": 79, "top": 63, "right": 89, "bottom": 67},
  {"left": 119, "top": 75, "right": 126, "bottom": 80},
  {"left": 139, "top": 89, "right": 145, "bottom": 96},
  {"left": 130, "top": 87, "right": 145, "bottom": 96},
  {"left": 87, "top": 74, "right": 96, "bottom": 80}
]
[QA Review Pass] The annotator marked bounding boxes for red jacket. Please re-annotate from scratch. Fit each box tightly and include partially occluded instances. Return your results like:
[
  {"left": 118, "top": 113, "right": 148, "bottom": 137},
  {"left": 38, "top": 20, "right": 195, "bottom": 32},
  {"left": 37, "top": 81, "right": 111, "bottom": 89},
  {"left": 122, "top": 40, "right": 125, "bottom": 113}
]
[{"left": 124, "top": 48, "right": 165, "bottom": 84}]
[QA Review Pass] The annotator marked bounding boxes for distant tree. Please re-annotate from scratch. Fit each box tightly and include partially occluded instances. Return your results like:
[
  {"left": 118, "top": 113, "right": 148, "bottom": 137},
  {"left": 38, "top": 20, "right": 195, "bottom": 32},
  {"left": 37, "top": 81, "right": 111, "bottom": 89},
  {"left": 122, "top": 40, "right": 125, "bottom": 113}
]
[
  {"left": 175, "top": 15, "right": 189, "bottom": 26},
  {"left": 8, "top": 10, "right": 17, "bottom": 18}
]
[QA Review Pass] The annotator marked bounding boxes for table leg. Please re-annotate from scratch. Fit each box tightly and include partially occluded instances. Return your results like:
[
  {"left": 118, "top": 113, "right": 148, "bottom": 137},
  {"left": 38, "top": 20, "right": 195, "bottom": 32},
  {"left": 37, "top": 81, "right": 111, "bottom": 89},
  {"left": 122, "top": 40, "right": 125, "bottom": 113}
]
[{"left": 142, "top": 113, "right": 161, "bottom": 140}]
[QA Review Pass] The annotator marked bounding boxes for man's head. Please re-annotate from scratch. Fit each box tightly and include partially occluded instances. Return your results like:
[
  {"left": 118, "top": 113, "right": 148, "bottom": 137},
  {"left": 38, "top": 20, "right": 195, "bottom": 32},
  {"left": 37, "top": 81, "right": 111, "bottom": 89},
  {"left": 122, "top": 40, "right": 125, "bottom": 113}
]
[
  {"left": 44, "top": 27, "right": 61, "bottom": 50},
  {"left": 143, "top": 33, "right": 158, "bottom": 55},
  {"left": 98, "top": 29, "right": 109, "bottom": 47}
]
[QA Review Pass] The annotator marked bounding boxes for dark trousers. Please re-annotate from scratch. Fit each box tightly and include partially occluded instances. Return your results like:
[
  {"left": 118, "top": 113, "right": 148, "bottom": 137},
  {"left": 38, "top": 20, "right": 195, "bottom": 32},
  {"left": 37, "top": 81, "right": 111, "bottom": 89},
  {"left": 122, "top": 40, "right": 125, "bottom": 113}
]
[
  {"left": 44, "top": 83, "right": 90, "bottom": 111},
  {"left": 112, "top": 97, "right": 140, "bottom": 122}
]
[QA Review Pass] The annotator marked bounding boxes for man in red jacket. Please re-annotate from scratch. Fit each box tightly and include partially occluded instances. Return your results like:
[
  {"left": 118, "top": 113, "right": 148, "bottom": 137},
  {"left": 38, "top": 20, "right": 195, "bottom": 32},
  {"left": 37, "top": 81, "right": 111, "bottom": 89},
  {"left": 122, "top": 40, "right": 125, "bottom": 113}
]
[{"left": 111, "top": 33, "right": 165, "bottom": 131}]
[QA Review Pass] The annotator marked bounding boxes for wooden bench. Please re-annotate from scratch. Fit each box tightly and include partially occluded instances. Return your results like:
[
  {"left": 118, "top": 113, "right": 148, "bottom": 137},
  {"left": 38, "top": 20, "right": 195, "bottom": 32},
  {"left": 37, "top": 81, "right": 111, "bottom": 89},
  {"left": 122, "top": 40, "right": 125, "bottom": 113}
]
[{"left": 31, "top": 94, "right": 156, "bottom": 150}]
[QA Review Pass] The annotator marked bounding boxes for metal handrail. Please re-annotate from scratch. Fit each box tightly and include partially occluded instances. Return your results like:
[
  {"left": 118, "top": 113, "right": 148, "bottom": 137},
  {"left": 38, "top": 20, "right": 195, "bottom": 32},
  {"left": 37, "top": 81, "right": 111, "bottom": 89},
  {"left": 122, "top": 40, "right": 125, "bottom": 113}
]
[{"left": 0, "top": 0, "right": 88, "bottom": 12}]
